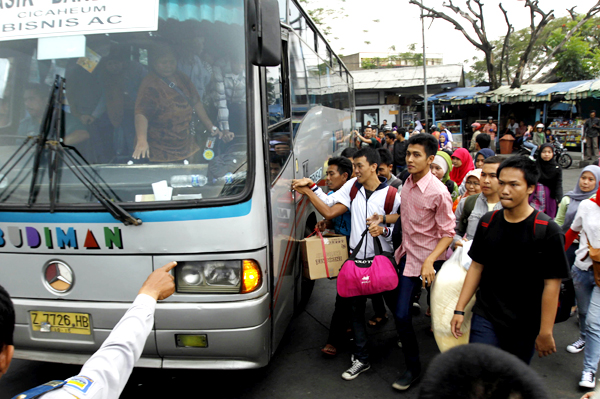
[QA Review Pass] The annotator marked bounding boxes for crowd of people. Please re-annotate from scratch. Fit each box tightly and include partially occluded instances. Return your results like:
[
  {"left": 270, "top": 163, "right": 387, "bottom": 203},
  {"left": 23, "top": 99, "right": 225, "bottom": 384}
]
[{"left": 292, "top": 125, "right": 600, "bottom": 397}]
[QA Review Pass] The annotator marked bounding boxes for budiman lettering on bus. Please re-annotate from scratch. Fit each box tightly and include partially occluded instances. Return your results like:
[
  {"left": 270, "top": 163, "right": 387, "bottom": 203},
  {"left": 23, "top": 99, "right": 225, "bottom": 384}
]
[{"left": 0, "top": 226, "right": 123, "bottom": 250}]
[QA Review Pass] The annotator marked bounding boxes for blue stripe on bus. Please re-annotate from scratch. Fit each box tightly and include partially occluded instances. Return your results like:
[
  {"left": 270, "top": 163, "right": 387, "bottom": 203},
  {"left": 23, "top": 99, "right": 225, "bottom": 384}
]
[{"left": 0, "top": 200, "right": 252, "bottom": 224}]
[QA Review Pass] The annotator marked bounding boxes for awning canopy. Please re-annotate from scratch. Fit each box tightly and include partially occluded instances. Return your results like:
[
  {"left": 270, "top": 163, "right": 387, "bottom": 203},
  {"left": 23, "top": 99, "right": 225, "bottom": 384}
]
[
  {"left": 429, "top": 86, "right": 489, "bottom": 104},
  {"left": 434, "top": 79, "right": 600, "bottom": 105}
]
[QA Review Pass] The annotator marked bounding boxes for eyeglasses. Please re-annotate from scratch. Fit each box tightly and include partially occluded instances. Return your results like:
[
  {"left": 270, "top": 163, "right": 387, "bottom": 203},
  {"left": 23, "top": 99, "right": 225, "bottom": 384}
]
[{"left": 466, "top": 181, "right": 480, "bottom": 186}]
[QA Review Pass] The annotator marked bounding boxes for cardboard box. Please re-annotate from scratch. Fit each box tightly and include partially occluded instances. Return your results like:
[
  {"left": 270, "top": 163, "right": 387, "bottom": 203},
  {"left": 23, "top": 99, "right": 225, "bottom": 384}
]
[{"left": 301, "top": 234, "right": 348, "bottom": 280}]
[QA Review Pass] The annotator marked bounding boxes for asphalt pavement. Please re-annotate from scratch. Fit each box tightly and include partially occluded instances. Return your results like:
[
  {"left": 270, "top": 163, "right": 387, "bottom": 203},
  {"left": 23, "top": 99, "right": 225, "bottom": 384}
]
[{"left": 0, "top": 164, "right": 592, "bottom": 399}]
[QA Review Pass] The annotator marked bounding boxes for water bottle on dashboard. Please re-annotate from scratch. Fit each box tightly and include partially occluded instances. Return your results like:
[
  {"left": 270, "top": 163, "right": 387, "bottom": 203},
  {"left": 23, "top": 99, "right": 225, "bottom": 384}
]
[{"left": 170, "top": 175, "right": 208, "bottom": 188}]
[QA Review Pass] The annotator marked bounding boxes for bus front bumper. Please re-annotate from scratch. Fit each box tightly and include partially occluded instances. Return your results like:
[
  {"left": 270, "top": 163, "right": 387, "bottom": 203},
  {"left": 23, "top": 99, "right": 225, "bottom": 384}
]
[{"left": 12, "top": 294, "right": 271, "bottom": 369}]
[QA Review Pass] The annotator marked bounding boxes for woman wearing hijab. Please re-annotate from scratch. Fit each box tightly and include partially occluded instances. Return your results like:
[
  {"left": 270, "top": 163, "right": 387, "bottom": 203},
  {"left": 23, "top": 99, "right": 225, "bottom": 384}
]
[
  {"left": 453, "top": 169, "right": 482, "bottom": 213},
  {"left": 557, "top": 166, "right": 600, "bottom": 358},
  {"left": 449, "top": 148, "right": 475, "bottom": 186},
  {"left": 458, "top": 148, "right": 494, "bottom": 196},
  {"left": 430, "top": 150, "right": 459, "bottom": 203},
  {"left": 535, "top": 143, "right": 563, "bottom": 218}
]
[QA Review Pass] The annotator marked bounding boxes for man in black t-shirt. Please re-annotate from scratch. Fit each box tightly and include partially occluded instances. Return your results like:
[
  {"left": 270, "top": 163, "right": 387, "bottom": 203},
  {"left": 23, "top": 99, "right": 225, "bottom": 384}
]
[{"left": 450, "top": 156, "right": 570, "bottom": 364}]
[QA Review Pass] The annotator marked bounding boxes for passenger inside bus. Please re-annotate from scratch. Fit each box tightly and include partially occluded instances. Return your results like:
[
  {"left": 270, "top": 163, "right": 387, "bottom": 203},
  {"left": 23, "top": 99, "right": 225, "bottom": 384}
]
[
  {"left": 132, "top": 43, "right": 226, "bottom": 163},
  {"left": 99, "top": 46, "right": 147, "bottom": 163}
]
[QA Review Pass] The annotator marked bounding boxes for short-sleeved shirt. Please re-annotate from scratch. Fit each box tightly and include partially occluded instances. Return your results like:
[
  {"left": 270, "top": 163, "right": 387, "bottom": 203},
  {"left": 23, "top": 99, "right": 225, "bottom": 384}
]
[
  {"left": 572, "top": 199, "right": 600, "bottom": 271},
  {"left": 468, "top": 209, "right": 570, "bottom": 338},
  {"left": 135, "top": 71, "right": 201, "bottom": 162},
  {"left": 361, "top": 137, "right": 379, "bottom": 149}
]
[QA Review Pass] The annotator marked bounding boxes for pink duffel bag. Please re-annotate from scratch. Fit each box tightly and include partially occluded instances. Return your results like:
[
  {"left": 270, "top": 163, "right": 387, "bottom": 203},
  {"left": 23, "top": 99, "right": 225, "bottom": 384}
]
[{"left": 337, "top": 228, "right": 399, "bottom": 297}]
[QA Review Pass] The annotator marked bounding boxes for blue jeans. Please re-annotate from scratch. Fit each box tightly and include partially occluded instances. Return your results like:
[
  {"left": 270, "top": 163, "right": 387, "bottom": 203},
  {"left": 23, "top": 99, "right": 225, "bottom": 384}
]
[
  {"left": 573, "top": 266, "right": 596, "bottom": 340},
  {"left": 392, "top": 256, "right": 444, "bottom": 373},
  {"left": 523, "top": 141, "right": 537, "bottom": 157},
  {"left": 470, "top": 313, "right": 535, "bottom": 364},
  {"left": 584, "top": 285, "right": 600, "bottom": 373},
  {"left": 350, "top": 290, "right": 397, "bottom": 363}
]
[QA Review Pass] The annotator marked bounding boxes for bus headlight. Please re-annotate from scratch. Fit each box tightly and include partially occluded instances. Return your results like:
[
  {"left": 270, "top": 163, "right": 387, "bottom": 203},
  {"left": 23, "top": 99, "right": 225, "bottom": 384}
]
[{"left": 175, "top": 260, "right": 261, "bottom": 294}]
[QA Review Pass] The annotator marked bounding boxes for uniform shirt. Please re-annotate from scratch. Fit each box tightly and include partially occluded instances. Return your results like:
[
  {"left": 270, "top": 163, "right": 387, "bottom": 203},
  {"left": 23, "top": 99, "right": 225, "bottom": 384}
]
[
  {"left": 44, "top": 294, "right": 156, "bottom": 399},
  {"left": 468, "top": 210, "right": 570, "bottom": 337},
  {"left": 395, "top": 171, "right": 456, "bottom": 277},
  {"left": 572, "top": 199, "right": 600, "bottom": 271},
  {"left": 313, "top": 177, "right": 400, "bottom": 259}
]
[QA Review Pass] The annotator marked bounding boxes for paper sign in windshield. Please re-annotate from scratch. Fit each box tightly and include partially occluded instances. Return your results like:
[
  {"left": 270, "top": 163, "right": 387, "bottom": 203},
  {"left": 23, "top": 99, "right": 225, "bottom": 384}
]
[{"left": 0, "top": 0, "right": 159, "bottom": 42}]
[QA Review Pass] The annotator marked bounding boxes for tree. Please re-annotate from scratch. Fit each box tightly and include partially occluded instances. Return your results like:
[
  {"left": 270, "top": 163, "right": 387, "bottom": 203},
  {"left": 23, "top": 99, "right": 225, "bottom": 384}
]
[
  {"left": 409, "top": 0, "right": 600, "bottom": 89},
  {"left": 465, "top": 15, "right": 600, "bottom": 85},
  {"left": 298, "top": 0, "right": 348, "bottom": 38}
]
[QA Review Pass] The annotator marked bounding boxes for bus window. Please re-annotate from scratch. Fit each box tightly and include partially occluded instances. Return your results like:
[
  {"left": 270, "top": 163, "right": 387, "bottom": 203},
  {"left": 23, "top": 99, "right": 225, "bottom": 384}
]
[
  {"left": 278, "top": 0, "right": 287, "bottom": 23},
  {"left": 266, "top": 65, "right": 285, "bottom": 126},
  {"left": 0, "top": 0, "right": 250, "bottom": 206},
  {"left": 317, "top": 37, "right": 330, "bottom": 66},
  {"left": 268, "top": 122, "right": 292, "bottom": 185}
]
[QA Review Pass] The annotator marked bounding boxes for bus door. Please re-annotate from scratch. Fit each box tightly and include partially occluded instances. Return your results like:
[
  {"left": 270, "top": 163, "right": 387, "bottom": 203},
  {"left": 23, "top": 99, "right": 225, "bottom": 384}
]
[{"left": 265, "top": 32, "right": 296, "bottom": 349}]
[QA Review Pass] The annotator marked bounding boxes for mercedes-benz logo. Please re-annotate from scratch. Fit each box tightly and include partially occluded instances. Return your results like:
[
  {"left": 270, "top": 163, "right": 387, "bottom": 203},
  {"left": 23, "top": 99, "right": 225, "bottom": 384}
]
[{"left": 43, "top": 260, "right": 74, "bottom": 294}]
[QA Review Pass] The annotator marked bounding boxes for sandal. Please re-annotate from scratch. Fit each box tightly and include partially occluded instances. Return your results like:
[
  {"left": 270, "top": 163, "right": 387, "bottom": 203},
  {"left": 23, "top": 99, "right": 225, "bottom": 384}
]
[
  {"left": 368, "top": 314, "right": 389, "bottom": 327},
  {"left": 321, "top": 344, "right": 337, "bottom": 357}
]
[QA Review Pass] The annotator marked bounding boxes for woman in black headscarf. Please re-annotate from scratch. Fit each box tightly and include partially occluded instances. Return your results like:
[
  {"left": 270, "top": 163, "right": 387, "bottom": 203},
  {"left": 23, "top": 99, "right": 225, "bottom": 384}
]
[{"left": 535, "top": 143, "right": 563, "bottom": 218}]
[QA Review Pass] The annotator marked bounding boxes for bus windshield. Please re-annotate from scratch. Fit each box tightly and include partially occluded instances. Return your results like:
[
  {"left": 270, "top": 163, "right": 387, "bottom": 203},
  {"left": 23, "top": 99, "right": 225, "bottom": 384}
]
[{"left": 0, "top": 0, "right": 249, "bottom": 208}]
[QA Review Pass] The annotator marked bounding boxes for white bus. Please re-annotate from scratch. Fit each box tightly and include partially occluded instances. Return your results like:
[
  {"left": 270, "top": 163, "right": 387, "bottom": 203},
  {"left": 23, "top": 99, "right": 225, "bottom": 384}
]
[{"left": 0, "top": 0, "right": 354, "bottom": 369}]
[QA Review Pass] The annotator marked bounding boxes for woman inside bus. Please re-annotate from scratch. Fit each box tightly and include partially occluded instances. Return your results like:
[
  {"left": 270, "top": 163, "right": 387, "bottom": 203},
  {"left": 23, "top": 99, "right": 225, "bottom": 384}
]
[{"left": 132, "top": 43, "right": 232, "bottom": 163}]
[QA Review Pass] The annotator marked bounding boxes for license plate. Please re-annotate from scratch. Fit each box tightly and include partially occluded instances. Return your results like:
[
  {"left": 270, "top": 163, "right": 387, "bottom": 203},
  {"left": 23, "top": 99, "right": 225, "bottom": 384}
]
[{"left": 30, "top": 311, "right": 91, "bottom": 335}]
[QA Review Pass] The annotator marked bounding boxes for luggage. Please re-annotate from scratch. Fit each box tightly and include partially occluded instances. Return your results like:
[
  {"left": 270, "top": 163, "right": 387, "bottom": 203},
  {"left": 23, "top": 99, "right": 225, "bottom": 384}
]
[{"left": 336, "top": 228, "right": 398, "bottom": 298}]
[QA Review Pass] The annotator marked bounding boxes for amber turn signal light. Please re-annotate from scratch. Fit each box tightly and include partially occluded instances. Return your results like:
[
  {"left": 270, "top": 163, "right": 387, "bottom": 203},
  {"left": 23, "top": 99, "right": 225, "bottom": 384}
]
[{"left": 241, "top": 260, "right": 262, "bottom": 294}]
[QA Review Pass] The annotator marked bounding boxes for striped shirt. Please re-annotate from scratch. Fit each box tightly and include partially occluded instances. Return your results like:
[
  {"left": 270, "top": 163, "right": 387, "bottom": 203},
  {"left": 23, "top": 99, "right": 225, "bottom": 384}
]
[{"left": 395, "top": 171, "right": 456, "bottom": 277}]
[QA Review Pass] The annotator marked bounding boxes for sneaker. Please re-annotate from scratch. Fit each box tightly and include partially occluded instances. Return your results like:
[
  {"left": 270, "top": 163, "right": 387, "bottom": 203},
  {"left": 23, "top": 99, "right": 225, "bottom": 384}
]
[
  {"left": 580, "top": 371, "right": 596, "bottom": 389},
  {"left": 341, "top": 357, "right": 371, "bottom": 380},
  {"left": 529, "top": 155, "right": 535, "bottom": 161},
  {"left": 567, "top": 338, "right": 586, "bottom": 354},
  {"left": 392, "top": 369, "right": 420, "bottom": 391}
]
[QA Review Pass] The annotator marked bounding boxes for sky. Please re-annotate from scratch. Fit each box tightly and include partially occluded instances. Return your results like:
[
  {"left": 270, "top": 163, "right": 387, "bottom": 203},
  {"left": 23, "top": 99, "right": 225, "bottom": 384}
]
[{"left": 305, "top": 0, "right": 600, "bottom": 68}]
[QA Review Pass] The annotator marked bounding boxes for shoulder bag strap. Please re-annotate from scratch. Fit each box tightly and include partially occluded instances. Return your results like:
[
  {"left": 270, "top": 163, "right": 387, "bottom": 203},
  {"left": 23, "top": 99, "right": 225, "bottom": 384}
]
[
  {"left": 384, "top": 186, "right": 398, "bottom": 215},
  {"left": 349, "top": 228, "right": 369, "bottom": 261},
  {"left": 159, "top": 75, "right": 196, "bottom": 107}
]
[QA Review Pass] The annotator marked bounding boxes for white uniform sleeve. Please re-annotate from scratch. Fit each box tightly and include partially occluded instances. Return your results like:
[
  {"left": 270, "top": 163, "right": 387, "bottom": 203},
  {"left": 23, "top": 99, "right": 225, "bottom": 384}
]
[
  {"left": 313, "top": 178, "right": 354, "bottom": 209},
  {"left": 47, "top": 294, "right": 156, "bottom": 399}
]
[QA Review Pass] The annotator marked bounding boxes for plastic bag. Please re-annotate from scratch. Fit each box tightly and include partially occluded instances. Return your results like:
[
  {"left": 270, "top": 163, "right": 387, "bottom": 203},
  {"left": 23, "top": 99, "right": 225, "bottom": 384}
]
[{"left": 431, "top": 245, "right": 476, "bottom": 353}]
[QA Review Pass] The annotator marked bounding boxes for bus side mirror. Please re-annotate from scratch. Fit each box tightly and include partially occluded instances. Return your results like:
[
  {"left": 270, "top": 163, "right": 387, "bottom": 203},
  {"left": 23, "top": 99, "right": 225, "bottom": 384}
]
[{"left": 248, "top": 0, "right": 281, "bottom": 66}]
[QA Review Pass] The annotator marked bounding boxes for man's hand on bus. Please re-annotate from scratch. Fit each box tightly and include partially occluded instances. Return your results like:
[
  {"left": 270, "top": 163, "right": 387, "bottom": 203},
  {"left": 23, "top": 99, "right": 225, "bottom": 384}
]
[
  {"left": 139, "top": 261, "right": 177, "bottom": 301},
  {"left": 295, "top": 185, "right": 312, "bottom": 196},
  {"left": 80, "top": 115, "right": 96, "bottom": 125},
  {"left": 132, "top": 140, "right": 150, "bottom": 159},
  {"left": 291, "top": 178, "right": 314, "bottom": 190}
]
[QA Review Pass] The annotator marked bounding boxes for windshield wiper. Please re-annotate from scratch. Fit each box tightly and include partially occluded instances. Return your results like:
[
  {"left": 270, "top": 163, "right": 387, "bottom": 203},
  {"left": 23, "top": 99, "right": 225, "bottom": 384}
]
[{"left": 0, "top": 75, "right": 142, "bottom": 226}]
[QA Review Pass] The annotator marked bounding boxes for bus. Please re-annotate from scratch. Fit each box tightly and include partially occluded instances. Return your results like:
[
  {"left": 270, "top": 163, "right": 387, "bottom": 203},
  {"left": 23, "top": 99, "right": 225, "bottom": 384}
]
[{"left": 0, "top": 0, "right": 354, "bottom": 369}]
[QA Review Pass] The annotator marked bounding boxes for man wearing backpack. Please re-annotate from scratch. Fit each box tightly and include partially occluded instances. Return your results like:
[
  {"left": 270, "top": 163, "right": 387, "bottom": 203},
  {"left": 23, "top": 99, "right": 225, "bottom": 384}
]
[
  {"left": 451, "top": 156, "right": 570, "bottom": 364},
  {"left": 454, "top": 156, "right": 503, "bottom": 247},
  {"left": 292, "top": 148, "right": 400, "bottom": 382}
]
